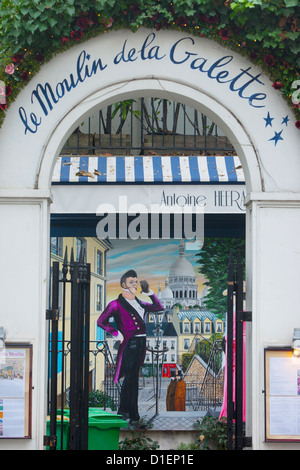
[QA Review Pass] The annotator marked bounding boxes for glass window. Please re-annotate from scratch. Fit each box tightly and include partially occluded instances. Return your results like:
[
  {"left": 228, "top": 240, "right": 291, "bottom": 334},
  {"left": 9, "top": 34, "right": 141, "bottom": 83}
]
[
  {"left": 76, "top": 237, "right": 86, "bottom": 261},
  {"left": 96, "top": 250, "right": 103, "bottom": 275},
  {"left": 96, "top": 284, "right": 102, "bottom": 311},
  {"left": 50, "top": 237, "right": 63, "bottom": 257}
]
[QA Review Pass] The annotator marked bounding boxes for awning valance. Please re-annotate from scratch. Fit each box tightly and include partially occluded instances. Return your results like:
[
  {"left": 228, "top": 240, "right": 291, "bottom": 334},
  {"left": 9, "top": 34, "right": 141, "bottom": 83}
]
[{"left": 52, "top": 155, "right": 244, "bottom": 184}]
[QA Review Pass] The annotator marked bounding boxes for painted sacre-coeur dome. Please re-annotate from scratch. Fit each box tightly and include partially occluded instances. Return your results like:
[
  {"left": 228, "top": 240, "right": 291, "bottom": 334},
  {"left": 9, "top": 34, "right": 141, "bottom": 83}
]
[
  {"left": 169, "top": 240, "right": 195, "bottom": 278},
  {"left": 158, "top": 240, "right": 203, "bottom": 308}
]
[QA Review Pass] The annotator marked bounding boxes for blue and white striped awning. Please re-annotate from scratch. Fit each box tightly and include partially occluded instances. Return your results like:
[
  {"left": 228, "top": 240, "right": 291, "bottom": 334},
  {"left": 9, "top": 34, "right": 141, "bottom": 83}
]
[{"left": 52, "top": 155, "right": 244, "bottom": 184}]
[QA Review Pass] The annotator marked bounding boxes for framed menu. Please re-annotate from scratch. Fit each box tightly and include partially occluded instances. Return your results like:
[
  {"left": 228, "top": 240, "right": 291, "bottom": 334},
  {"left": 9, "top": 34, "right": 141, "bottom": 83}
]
[
  {"left": 0, "top": 344, "right": 32, "bottom": 439},
  {"left": 265, "top": 348, "right": 300, "bottom": 442}
]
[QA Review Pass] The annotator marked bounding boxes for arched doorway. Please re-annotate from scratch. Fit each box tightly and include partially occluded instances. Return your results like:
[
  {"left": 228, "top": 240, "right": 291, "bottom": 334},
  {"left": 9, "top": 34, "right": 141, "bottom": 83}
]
[{"left": 49, "top": 96, "right": 247, "bottom": 435}]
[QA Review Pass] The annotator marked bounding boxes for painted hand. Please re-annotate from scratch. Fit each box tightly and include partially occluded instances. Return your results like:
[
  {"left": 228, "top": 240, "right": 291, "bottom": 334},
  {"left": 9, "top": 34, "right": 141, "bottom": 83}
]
[{"left": 140, "top": 280, "right": 150, "bottom": 293}]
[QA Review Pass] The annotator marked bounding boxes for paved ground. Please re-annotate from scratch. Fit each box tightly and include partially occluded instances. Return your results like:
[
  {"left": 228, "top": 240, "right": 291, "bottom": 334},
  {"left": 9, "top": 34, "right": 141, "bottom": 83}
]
[{"left": 113, "top": 377, "right": 221, "bottom": 431}]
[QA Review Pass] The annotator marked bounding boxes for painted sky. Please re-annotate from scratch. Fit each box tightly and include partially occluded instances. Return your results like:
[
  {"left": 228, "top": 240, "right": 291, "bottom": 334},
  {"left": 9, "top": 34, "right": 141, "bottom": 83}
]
[{"left": 106, "top": 238, "right": 207, "bottom": 303}]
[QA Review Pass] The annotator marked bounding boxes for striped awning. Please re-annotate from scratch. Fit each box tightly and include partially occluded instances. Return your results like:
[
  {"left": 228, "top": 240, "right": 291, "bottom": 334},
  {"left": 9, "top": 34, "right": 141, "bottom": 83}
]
[{"left": 52, "top": 155, "right": 244, "bottom": 184}]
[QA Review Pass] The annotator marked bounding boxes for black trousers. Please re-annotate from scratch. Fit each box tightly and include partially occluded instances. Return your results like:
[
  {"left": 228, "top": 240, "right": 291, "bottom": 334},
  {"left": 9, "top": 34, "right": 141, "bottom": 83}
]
[{"left": 118, "top": 336, "right": 146, "bottom": 421}]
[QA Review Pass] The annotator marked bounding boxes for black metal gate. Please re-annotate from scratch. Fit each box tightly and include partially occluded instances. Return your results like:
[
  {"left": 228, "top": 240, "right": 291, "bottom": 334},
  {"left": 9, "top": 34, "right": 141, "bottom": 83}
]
[
  {"left": 46, "top": 247, "right": 91, "bottom": 450},
  {"left": 226, "top": 249, "right": 252, "bottom": 450}
]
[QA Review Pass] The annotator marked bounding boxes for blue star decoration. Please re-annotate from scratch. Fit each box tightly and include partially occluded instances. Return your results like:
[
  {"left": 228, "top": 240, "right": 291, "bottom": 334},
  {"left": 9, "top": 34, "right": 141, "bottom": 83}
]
[
  {"left": 269, "top": 130, "right": 284, "bottom": 146},
  {"left": 264, "top": 112, "right": 274, "bottom": 127},
  {"left": 281, "top": 115, "right": 290, "bottom": 126}
]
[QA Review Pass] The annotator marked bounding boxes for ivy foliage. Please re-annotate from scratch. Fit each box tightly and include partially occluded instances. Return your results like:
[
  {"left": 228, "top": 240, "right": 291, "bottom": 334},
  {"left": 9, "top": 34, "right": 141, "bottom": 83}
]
[{"left": 0, "top": 0, "right": 299, "bottom": 126}]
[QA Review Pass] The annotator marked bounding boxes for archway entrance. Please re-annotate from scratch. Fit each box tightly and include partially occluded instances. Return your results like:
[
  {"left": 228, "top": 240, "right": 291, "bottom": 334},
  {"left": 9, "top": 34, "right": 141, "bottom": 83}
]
[
  {"left": 49, "top": 94, "right": 246, "bottom": 438},
  {"left": 0, "top": 29, "right": 299, "bottom": 450},
  {"left": 48, "top": 94, "right": 247, "bottom": 449}
]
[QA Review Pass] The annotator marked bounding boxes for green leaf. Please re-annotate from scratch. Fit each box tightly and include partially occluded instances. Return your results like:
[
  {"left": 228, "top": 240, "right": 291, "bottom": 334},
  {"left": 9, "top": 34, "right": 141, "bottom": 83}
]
[
  {"left": 20, "top": 5, "right": 30, "bottom": 15},
  {"left": 65, "top": 5, "right": 76, "bottom": 16},
  {"left": 48, "top": 18, "right": 58, "bottom": 28},
  {"left": 284, "top": 0, "right": 298, "bottom": 6},
  {"left": 29, "top": 10, "right": 41, "bottom": 19},
  {"left": 38, "top": 23, "right": 49, "bottom": 32},
  {"left": 27, "top": 23, "right": 39, "bottom": 34}
]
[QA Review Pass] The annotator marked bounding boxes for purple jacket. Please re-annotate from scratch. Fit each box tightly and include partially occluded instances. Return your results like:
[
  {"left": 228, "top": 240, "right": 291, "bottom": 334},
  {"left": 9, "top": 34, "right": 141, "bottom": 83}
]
[{"left": 97, "top": 293, "right": 163, "bottom": 383}]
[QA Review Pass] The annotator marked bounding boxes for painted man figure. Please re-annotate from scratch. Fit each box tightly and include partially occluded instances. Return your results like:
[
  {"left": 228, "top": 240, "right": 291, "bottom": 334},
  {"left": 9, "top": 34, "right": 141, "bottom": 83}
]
[{"left": 97, "top": 269, "right": 163, "bottom": 424}]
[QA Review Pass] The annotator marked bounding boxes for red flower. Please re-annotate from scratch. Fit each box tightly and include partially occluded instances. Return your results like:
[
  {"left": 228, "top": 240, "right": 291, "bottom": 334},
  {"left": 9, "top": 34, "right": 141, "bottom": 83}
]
[
  {"left": 219, "top": 28, "right": 230, "bottom": 40},
  {"left": 176, "top": 16, "right": 188, "bottom": 27},
  {"left": 264, "top": 54, "right": 275, "bottom": 67},
  {"left": 130, "top": 4, "right": 141, "bottom": 15},
  {"left": 102, "top": 17, "right": 113, "bottom": 28},
  {"left": 249, "top": 51, "right": 258, "bottom": 61},
  {"left": 21, "top": 71, "right": 29, "bottom": 81},
  {"left": 207, "top": 15, "right": 219, "bottom": 24},
  {"left": 12, "top": 54, "right": 24, "bottom": 64},
  {"left": 70, "top": 30, "right": 84, "bottom": 41},
  {"left": 295, "top": 121, "right": 300, "bottom": 129},
  {"left": 60, "top": 36, "right": 69, "bottom": 45},
  {"left": 77, "top": 16, "right": 89, "bottom": 29},
  {"left": 281, "top": 58, "right": 290, "bottom": 69},
  {"left": 168, "top": 4, "right": 175, "bottom": 16},
  {"left": 0, "top": 102, "right": 7, "bottom": 110},
  {"left": 231, "top": 24, "right": 241, "bottom": 34},
  {"left": 272, "top": 82, "right": 283, "bottom": 90},
  {"left": 6, "top": 85, "right": 12, "bottom": 96},
  {"left": 199, "top": 14, "right": 209, "bottom": 23},
  {"left": 150, "top": 12, "right": 159, "bottom": 21}
]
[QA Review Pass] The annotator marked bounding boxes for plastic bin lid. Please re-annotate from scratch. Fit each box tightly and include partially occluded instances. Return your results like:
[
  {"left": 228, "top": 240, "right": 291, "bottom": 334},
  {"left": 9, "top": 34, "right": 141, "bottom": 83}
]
[
  {"left": 88, "top": 416, "right": 128, "bottom": 429},
  {"left": 88, "top": 408, "right": 125, "bottom": 419}
]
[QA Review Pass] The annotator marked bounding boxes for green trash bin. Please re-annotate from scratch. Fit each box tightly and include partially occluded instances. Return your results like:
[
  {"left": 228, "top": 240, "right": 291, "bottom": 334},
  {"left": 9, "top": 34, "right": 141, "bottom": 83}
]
[
  {"left": 87, "top": 410, "right": 128, "bottom": 450},
  {"left": 46, "top": 415, "right": 70, "bottom": 450}
]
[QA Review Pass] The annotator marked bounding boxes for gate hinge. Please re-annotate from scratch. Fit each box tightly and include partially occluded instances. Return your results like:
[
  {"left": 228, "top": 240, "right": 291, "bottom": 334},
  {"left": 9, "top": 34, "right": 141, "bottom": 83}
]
[
  {"left": 43, "top": 434, "right": 57, "bottom": 448},
  {"left": 237, "top": 310, "right": 252, "bottom": 322},
  {"left": 243, "top": 436, "right": 252, "bottom": 448},
  {"left": 46, "top": 309, "right": 59, "bottom": 321}
]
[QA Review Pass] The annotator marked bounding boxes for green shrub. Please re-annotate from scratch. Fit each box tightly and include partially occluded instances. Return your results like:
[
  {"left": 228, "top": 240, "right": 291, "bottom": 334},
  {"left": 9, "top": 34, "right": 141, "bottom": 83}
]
[
  {"left": 88, "top": 389, "right": 116, "bottom": 411},
  {"left": 119, "top": 418, "right": 160, "bottom": 451}
]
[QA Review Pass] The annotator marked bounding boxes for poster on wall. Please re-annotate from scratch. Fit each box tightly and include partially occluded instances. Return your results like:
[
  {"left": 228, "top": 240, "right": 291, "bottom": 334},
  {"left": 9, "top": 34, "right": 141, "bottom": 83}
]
[
  {"left": 0, "top": 344, "right": 32, "bottom": 439},
  {"left": 265, "top": 348, "right": 300, "bottom": 442}
]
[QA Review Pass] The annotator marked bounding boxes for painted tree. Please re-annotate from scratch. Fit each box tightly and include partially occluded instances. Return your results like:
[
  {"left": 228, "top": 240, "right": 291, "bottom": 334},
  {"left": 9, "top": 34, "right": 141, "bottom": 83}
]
[{"left": 196, "top": 237, "right": 245, "bottom": 318}]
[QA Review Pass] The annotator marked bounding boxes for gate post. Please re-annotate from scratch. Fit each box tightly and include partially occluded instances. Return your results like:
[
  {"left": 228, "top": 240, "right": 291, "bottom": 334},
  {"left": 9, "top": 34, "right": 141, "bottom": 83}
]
[
  {"left": 69, "top": 248, "right": 91, "bottom": 450},
  {"left": 226, "top": 249, "right": 234, "bottom": 450},
  {"left": 235, "top": 251, "right": 244, "bottom": 450},
  {"left": 46, "top": 261, "right": 60, "bottom": 450}
]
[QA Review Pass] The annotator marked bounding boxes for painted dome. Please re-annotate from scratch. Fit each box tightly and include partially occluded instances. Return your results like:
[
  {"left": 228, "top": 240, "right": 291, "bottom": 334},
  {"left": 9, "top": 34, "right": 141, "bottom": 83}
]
[
  {"left": 169, "top": 240, "right": 195, "bottom": 278},
  {"left": 161, "top": 278, "right": 173, "bottom": 299}
]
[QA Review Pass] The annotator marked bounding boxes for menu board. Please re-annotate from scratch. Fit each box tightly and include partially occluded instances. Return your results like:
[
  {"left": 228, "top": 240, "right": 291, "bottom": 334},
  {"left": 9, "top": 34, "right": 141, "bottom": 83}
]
[
  {"left": 265, "top": 348, "right": 300, "bottom": 442},
  {"left": 0, "top": 344, "right": 32, "bottom": 439}
]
